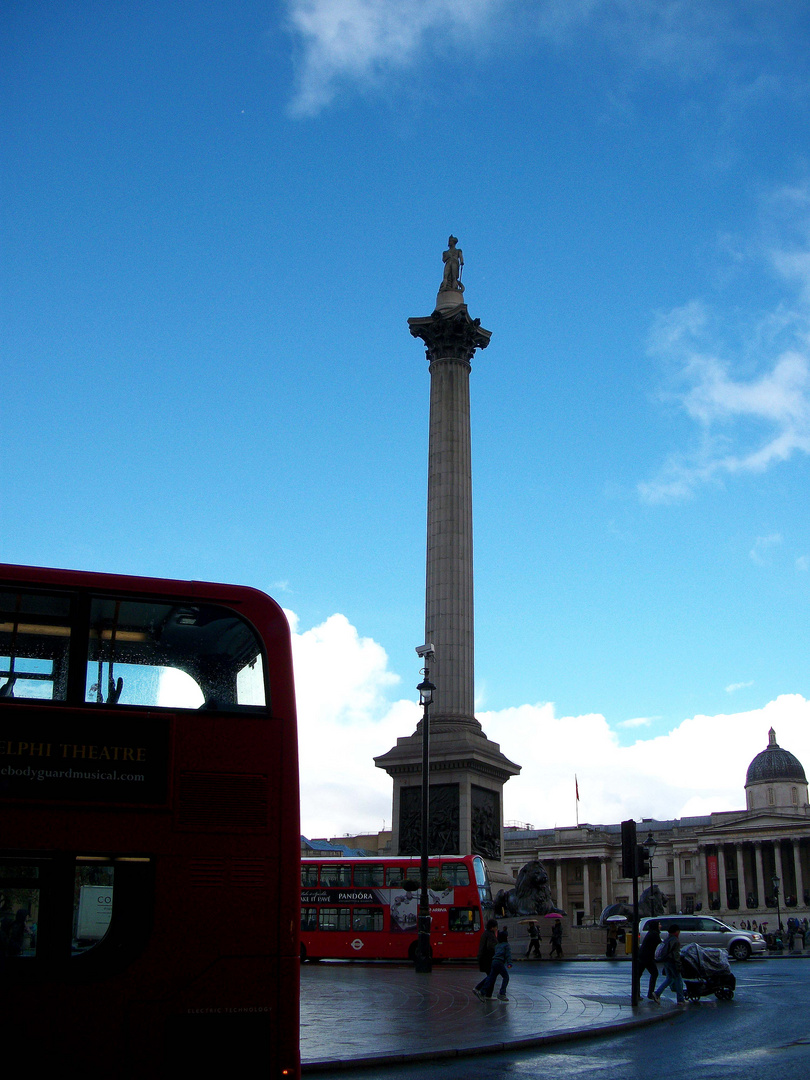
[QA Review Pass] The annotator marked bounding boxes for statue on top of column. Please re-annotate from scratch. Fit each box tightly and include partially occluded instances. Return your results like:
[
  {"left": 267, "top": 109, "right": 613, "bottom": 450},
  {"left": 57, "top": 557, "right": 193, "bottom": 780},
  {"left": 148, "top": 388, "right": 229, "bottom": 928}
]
[{"left": 441, "top": 235, "right": 464, "bottom": 293}]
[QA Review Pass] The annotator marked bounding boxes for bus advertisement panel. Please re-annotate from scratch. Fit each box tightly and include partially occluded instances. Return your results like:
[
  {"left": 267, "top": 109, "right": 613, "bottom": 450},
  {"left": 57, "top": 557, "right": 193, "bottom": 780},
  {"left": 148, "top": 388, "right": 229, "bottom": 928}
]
[
  {"left": 300, "top": 855, "right": 492, "bottom": 962},
  {"left": 0, "top": 563, "right": 300, "bottom": 1079}
]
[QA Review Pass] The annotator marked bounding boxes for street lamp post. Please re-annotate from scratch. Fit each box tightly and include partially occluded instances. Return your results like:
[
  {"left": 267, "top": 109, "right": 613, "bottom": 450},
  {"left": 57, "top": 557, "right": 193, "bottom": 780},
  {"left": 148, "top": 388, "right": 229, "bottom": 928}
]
[{"left": 415, "top": 656, "right": 436, "bottom": 974}]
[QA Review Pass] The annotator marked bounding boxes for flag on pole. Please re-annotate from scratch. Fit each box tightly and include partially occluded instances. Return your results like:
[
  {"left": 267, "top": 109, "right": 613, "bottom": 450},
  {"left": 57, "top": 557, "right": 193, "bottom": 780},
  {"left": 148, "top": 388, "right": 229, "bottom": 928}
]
[{"left": 575, "top": 775, "right": 580, "bottom": 802}]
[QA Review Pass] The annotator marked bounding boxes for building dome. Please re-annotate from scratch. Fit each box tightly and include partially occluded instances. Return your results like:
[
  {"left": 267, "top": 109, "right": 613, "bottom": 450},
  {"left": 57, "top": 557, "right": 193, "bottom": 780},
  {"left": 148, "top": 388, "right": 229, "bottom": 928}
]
[{"left": 746, "top": 728, "right": 807, "bottom": 786}]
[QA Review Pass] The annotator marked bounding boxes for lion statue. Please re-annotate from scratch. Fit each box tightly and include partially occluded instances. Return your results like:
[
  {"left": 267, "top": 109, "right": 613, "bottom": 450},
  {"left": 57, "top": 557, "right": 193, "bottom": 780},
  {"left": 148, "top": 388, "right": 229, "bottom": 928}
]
[
  {"left": 599, "top": 884, "right": 668, "bottom": 926},
  {"left": 493, "top": 859, "right": 562, "bottom": 917}
]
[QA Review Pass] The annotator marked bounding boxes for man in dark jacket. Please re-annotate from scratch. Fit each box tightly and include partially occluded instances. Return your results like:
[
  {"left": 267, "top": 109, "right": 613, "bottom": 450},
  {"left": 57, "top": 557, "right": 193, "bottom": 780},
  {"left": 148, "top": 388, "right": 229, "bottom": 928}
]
[
  {"left": 639, "top": 919, "right": 661, "bottom": 999},
  {"left": 474, "top": 919, "right": 498, "bottom": 996}
]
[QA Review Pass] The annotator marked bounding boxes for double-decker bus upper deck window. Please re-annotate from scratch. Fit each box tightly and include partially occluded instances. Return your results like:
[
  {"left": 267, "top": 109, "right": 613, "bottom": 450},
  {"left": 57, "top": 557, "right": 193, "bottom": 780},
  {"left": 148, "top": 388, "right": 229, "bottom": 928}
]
[
  {"left": 441, "top": 863, "right": 470, "bottom": 886},
  {"left": 353, "top": 863, "right": 384, "bottom": 887},
  {"left": 1, "top": 590, "right": 72, "bottom": 701},
  {"left": 84, "top": 598, "right": 267, "bottom": 710},
  {"left": 301, "top": 865, "right": 319, "bottom": 887},
  {"left": 320, "top": 864, "right": 351, "bottom": 887}
]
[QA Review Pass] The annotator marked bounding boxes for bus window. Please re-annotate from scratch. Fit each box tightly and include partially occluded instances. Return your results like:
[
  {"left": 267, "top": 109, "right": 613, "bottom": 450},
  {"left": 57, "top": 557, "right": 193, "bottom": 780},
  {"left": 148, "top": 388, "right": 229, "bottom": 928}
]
[
  {"left": 1, "top": 590, "right": 72, "bottom": 701},
  {"left": 318, "top": 907, "right": 351, "bottom": 931},
  {"left": 73, "top": 859, "right": 114, "bottom": 954},
  {"left": 352, "top": 908, "right": 384, "bottom": 932},
  {"left": 441, "top": 863, "right": 470, "bottom": 886},
  {"left": 84, "top": 598, "right": 267, "bottom": 710},
  {"left": 300, "top": 907, "right": 318, "bottom": 931},
  {"left": 353, "top": 864, "right": 384, "bottom": 887},
  {"left": 449, "top": 908, "right": 481, "bottom": 932},
  {"left": 0, "top": 859, "right": 41, "bottom": 957},
  {"left": 385, "top": 866, "right": 406, "bottom": 886},
  {"left": 320, "top": 864, "right": 351, "bottom": 887},
  {"left": 301, "top": 865, "right": 319, "bottom": 887}
]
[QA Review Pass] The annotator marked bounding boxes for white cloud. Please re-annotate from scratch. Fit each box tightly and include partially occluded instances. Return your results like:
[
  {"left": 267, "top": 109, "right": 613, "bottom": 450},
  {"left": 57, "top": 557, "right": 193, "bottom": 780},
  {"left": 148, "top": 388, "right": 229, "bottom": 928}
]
[
  {"left": 750, "top": 533, "right": 782, "bottom": 565},
  {"left": 289, "top": 609, "right": 419, "bottom": 837},
  {"left": 289, "top": 610, "right": 810, "bottom": 839},
  {"left": 725, "top": 680, "right": 754, "bottom": 693},
  {"left": 282, "top": 0, "right": 751, "bottom": 117},
  {"left": 639, "top": 214, "right": 810, "bottom": 503},
  {"left": 618, "top": 715, "right": 655, "bottom": 728},
  {"left": 284, "top": 0, "right": 503, "bottom": 117},
  {"left": 485, "top": 694, "right": 810, "bottom": 829}
]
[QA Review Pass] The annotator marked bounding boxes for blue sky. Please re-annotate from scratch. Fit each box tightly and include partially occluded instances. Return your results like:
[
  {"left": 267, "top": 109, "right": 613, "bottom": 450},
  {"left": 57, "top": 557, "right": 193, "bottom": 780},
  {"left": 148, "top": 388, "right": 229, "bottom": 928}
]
[{"left": 4, "top": 1, "right": 810, "bottom": 837}]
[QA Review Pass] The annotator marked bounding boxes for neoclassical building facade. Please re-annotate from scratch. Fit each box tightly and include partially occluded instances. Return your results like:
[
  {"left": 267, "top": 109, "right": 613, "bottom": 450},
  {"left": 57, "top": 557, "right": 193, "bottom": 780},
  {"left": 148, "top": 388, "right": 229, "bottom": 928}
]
[{"left": 502, "top": 730, "right": 810, "bottom": 926}]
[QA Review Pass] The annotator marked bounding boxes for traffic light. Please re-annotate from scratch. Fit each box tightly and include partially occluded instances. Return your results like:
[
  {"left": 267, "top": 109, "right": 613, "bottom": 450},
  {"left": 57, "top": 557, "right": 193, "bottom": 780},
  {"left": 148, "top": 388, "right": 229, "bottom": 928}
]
[
  {"left": 621, "top": 819, "right": 637, "bottom": 878},
  {"left": 636, "top": 844, "right": 650, "bottom": 878}
]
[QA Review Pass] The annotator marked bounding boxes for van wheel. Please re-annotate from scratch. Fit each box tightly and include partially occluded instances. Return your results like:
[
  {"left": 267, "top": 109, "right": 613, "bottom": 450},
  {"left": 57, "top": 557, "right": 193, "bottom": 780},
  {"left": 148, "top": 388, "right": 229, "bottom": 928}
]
[{"left": 730, "top": 941, "right": 751, "bottom": 961}]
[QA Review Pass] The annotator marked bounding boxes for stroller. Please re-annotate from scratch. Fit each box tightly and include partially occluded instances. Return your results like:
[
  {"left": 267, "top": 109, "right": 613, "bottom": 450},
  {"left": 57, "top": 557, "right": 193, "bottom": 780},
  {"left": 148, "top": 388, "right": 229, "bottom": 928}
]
[{"left": 680, "top": 942, "right": 736, "bottom": 1001}]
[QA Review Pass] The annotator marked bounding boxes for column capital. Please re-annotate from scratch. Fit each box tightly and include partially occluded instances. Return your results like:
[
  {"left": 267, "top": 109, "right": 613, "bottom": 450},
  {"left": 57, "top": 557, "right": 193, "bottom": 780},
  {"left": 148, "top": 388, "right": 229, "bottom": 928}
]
[{"left": 408, "top": 305, "right": 491, "bottom": 365}]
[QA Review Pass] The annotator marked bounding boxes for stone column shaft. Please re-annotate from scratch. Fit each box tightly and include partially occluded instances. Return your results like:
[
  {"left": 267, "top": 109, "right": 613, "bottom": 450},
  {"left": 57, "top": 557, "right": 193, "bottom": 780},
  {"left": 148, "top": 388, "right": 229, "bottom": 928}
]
[
  {"left": 424, "top": 356, "right": 475, "bottom": 722},
  {"left": 699, "top": 847, "right": 710, "bottom": 910},
  {"left": 556, "top": 862, "right": 564, "bottom": 913},
  {"left": 793, "top": 839, "right": 804, "bottom": 903},
  {"left": 718, "top": 845, "right": 728, "bottom": 910},
  {"left": 673, "top": 853, "right": 683, "bottom": 912},
  {"left": 735, "top": 843, "right": 745, "bottom": 903},
  {"left": 755, "top": 842, "right": 766, "bottom": 909}
]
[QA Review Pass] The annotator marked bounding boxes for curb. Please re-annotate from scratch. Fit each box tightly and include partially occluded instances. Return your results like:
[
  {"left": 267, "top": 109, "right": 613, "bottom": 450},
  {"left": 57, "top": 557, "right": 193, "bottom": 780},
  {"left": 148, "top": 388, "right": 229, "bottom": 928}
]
[{"left": 301, "top": 1001, "right": 679, "bottom": 1073}]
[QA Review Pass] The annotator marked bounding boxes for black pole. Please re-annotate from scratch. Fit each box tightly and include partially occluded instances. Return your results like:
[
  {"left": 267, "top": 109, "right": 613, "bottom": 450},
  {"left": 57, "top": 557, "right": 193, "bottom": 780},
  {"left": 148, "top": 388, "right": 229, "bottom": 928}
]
[
  {"left": 631, "top": 871, "right": 640, "bottom": 1005},
  {"left": 415, "top": 674, "right": 433, "bottom": 973}
]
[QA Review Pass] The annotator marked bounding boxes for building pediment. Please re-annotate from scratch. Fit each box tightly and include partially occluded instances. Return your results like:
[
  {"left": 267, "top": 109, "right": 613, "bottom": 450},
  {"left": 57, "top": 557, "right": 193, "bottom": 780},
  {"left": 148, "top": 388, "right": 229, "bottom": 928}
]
[{"left": 699, "top": 810, "right": 810, "bottom": 840}]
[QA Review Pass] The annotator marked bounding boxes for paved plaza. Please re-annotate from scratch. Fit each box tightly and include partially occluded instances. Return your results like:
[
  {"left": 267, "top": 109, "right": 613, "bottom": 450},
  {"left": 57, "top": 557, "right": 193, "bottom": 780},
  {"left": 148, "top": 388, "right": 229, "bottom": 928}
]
[{"left": 300, "top": 960, "right": 675, "bottom": 1071}]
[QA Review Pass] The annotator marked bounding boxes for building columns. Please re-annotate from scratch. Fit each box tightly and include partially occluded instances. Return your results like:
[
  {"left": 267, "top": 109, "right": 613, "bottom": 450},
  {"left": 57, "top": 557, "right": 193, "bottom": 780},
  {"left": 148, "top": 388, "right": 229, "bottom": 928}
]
[
  {"left": 735, "top": 843, "right": 745, "bottom": 906},
  {"left": 600, "top": 857, "right": 610, "bottom": 912},
  {"left": 673, "top": 852, "right": 683, "bottom": 912},
  {"left": 699, "top": 846, "right": 710, "bottom": 910},
  {"left": 793, "top": 838, "right": 804, "bottom": 904},
  {"left": 774, "top": 841, "right": 784, "bottom": 895},
  {"left": 717, "top": 846, "right": 728, "bottom": 909},
  {"left": 754, "top": 841, "right": 766, "bottom": 908}
]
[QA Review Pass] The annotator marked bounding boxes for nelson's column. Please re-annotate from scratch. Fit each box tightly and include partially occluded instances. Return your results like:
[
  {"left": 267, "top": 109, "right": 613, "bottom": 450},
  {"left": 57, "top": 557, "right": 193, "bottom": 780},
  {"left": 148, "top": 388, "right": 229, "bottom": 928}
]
[{"left": 375, "top": 238, "right": 520, "bottom": 874}]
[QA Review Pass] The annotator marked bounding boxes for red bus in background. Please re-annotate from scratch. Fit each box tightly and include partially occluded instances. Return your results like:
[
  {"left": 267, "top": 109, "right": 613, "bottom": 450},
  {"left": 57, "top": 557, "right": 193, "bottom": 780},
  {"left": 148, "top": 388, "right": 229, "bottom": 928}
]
[
  {"left": 300, "top": 854, "right": 492, "bottom": 962},
  {"left": 0, "top": 564, "right": 300, "bottom": 1079}
]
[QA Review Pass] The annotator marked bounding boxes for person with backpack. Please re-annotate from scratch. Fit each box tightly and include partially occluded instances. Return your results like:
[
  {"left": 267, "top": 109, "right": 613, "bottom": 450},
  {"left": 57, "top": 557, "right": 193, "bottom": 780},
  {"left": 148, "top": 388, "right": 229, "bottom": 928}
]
[
  {"left": 654, "top": 924, "right": 687, "bottom": 1004},
  {"left": 476, "top": 928, "right": 513, "bottom": 1001},
  {"left": 473, "top": 918, "right": 498, "bottom": 997},
  {"left": 639, "top": 919, "right": 662, "bottom": 999}
]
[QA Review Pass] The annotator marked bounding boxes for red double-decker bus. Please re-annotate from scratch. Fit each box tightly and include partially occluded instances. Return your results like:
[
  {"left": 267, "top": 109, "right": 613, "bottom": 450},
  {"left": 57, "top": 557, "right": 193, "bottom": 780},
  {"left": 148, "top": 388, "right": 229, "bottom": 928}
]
[
  {"left": 0, "top": 563, "right": 299, "bottom": 1078},
  {"left": 300, "top": 854, "right": 492, "bottom": 962}
]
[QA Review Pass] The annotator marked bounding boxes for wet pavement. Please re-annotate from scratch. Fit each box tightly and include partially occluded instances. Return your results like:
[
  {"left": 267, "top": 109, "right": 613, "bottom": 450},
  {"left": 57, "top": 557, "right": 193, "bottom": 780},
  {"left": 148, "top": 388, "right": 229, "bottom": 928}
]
[{"left": 300, "top": 960, "right": 677, "bottom": 1071}]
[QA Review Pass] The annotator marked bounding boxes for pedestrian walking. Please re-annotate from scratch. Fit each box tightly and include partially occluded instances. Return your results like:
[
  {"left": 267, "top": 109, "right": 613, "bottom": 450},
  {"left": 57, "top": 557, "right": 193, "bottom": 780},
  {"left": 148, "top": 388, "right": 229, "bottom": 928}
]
[
  {"left": 525, "top": 920, "right": 542, "bottom": 959},
  {"left": 654, "top": 924, "right": 686, "bottom": 1004},
  {"left": 638, "top": 919, "right": 661, "bottom": 999},
  {"left": 549, "top": 919, "right": 563, "bottom": 959},
  {"left": 605, "top": 924, "right": 619, "bottom": 958},
  {"left": 473, "top": 919, "right": 498, "bottom": 997},
  {"left": 476, "top": 928, "right": 512, "bottom": 1001}
]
